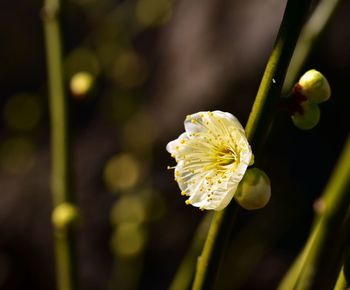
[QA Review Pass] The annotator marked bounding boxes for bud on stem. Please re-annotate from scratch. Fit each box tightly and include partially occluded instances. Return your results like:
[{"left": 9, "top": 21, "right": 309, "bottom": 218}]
[
  {"left": 298, "top": 69, "right": 331, "bottom": 103},
  {"left": 235, "top": 168, "right": 271, "bottom": 210},
  {"left": 291, "top": 101, "right": 320, "bottom": 130}
]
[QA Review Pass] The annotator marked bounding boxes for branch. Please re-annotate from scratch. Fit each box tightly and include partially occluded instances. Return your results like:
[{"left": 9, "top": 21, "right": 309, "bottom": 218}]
[
  {"left": 191, "top": 1, "right": 311, "bottom": 289},
  {"left": 42, "top": 1, "right": 77, "bottom": 289}
]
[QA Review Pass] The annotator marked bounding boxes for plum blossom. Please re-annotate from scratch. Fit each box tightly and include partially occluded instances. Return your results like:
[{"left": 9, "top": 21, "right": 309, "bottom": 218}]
[{"left": 166, "top": 111, "right": 252, "bottom": 210}]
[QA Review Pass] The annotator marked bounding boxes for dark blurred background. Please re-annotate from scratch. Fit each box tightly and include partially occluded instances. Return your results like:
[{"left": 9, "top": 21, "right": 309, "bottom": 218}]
[{"left": 0, "top": 0, "right": 349, "bottom": 289}]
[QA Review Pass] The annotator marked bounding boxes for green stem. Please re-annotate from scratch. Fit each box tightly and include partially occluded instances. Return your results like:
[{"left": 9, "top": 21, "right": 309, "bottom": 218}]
[
  {"left": 280, "top": 196, "right": 350, "bottom": 290},
  {"left": 277, "top": 0, "right": 342, "bottom": 286},
  {"left": 42, "top": 1, "right": 76, "bottom": 290},
  {"left": 334, "top": 268, "right": 348, "bottom": 290},
  {"left": 334, "top": 243, "right": 350, "bottom": 290},
  {"left": 292, "top": 136, "right": 350, "bottom": 290},
  {"left": 283, "top": 0, "right": 342, "bottom": 92},
  {"left": 245, "top": 0, "right": 311, "bottom": 148},
  {"left": 191, "top": 1, "right": 311, "bottom": 289},
  {"left": 322, "top": 208, "right": 350, "bottom": 290},
  {"left": 278, "top": 226, "right": 320, "bottom": 290},
  {"left": 192, "top": 206, "right": 239, "bottom": 290},
  {"left": 168, "top": 213, "right": 213, "bottom": 290},
  {"left": 281, "top": 201, "right": 350, "bottom": 290}
]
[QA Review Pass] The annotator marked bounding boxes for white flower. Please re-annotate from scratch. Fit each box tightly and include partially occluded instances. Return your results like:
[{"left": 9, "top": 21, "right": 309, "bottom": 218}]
[{"left": 166, "top": 111, "right": 252, "bottom": 210}]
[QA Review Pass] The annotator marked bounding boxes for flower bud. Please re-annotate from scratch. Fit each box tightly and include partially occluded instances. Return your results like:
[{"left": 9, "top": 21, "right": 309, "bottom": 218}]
[
  {"left": 235, "top": 168, "right": 271, "bottom": 210},
  {"left": 298, "top": 69, "right": 331, "bottom": 103},
  {"left": 52, "top": 202, "right": 78, "bottom": 230},
  {"left": 291, "top": 101, "right": 320, "bottom": 130}
]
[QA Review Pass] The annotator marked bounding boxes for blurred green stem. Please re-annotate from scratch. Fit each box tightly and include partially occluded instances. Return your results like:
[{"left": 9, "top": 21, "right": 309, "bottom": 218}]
[
  {"left": 334, "top": 267, "right": 348, "bottom": 290},
  {"left": 278, "top": 226, "right": 319, "bottom": 290},
  {"left": 283, "top": 0, "right": 342, "bottom": 91},
  {"left": 192, "top": 206, "right": 239, "bottom": 290},
  {"left": 191, "top": 1, "right": 311, "bottom": 290},
  {"left": 42, "top": 1, "right": 76, "bottom": 290},
  {"left": 168, "top": 213, "right": 213, "bottom": 290},
  {"left": 280, "top": 136, "right": 350, "bottom": 290}
]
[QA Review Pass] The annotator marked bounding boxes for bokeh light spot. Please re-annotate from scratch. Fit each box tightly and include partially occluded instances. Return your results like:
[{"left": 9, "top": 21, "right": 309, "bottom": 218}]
[
  {"left": 110, "top": 195, "right": 146, "bottom": 225},
  {"left": 70, "top": 71, "right": 94, "bottom": 98},
  {"left": 0, "top": 137, "right": 36, "bottom": 174},
  {"left": 110, "top": 50, "right": 148, "bottom": 88},
  {"left": 3, "top": 94, "right": 42, "bottom": 131},
  {"left": 123, "top": 112, "right": 156, "bottom": 156},
  {"left": 136, "top": 0, "right": 172, "bottom": 27},
  {"left": 100, "top": 90, "right": 138, "bottom": 123},
  {"left": 110, "top": 222, "right": 146, "bottom": 258},
  {"left": 103, "top": 153, "right": 140, "bottom": 192},
  {"left": 64, "top": 47, "right": 100, "bottom": 79}
]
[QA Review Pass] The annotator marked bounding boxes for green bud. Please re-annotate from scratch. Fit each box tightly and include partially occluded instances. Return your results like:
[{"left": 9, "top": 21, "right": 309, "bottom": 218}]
[
  {"left": 235, "top": 168, "right": 271, "bottom": 210},
  {"left": 52, "top": 202, "right": 78, "bottom": 230},
  {"left": 298, "top": 69, "right": 331, "bottom": 103},
  {"left": 291, "top": 101, "right": 320, "bottom": 130}
]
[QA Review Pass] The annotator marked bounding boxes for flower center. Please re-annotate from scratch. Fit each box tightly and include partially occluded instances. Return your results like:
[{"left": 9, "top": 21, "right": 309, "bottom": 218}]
[{"left": 216, "top": 147, "right": 236, "bottom": 166}]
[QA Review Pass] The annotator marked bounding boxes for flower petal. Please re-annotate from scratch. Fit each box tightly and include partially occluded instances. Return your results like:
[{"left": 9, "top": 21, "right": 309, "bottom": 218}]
[
  {"left": 211, "top": 110, "right": 245, "bottom": 132},
  {"left": 212, "top": 184, "right": 238, "bottom": 210}
]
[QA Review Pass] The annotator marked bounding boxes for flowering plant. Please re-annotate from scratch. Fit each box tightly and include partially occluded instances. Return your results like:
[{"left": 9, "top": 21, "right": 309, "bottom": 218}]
[{"left": 167, "top": 111, "right": 252, "bottom": 210}]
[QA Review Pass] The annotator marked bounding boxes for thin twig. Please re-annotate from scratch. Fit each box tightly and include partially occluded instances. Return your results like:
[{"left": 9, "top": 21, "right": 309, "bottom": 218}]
[{"left": 42, "top": 0, "right": 76, "bottom": 289}]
